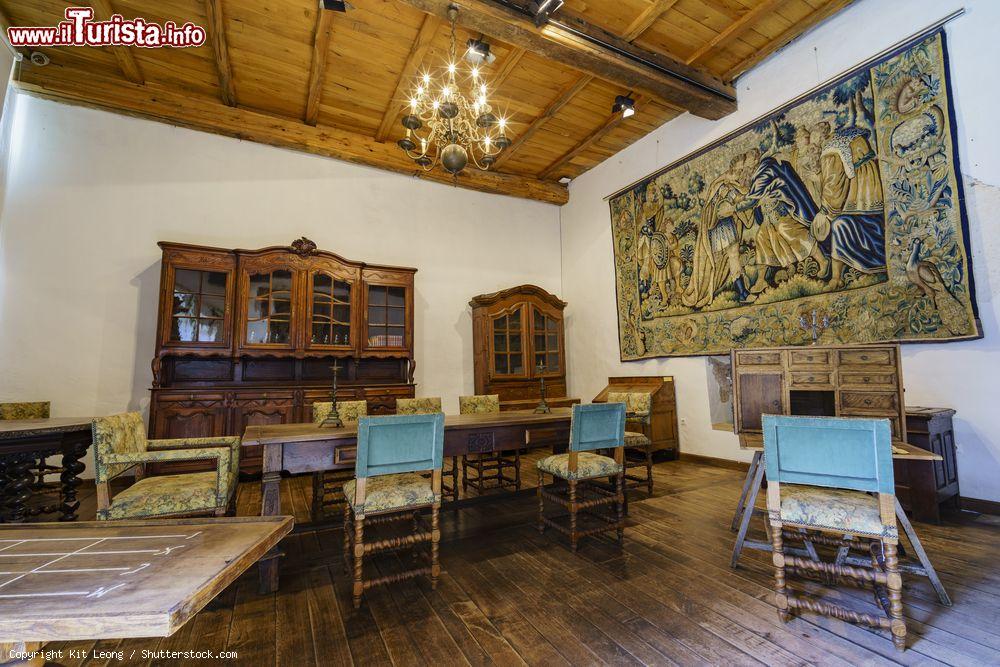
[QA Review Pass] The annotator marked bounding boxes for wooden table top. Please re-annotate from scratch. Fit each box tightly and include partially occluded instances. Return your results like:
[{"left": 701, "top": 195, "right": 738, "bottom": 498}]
[
  {"left": 0, "top": 516, "right": 292, "bottom": 642},
  {"left": 738, "top": 433, "right": 942, "bottom": 461},
  {"left": 242, "top": 407, "right": 574, "bottom": 446},
  {"left": 0, "top": 418, "right": 93, "bottom": 439}
]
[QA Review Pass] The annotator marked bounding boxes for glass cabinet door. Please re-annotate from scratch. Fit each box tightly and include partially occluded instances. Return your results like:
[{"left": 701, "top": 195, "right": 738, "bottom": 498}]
[
  {"left": 246, "top": 269, "right": 293, "bottom": 345},
  {"left": 366, "top": 285, "right": 407, "bottom": 348},
  {"left": 491, "top": 309, "right": 524, "bottom": 376},
  {"left": 310, "top": 274, "right": 352, "bottom": 347},
  {"left": 532, "top": 308, "right": 561, "bottom": 373},
  {"left": 169, "top": 268, "right": 228, "bottom": 344}
]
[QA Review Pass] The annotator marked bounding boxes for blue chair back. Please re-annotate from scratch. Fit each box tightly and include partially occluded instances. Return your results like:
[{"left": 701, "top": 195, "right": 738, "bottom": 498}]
[
  {"left": 355, "top": 413, "right": 445, "bottom": 479},
  {"left": 762, "top": 415, "right": 894, "bottom": 495},
  {"left": 569, "top": 402, "right": 626, "bottom": 452}
]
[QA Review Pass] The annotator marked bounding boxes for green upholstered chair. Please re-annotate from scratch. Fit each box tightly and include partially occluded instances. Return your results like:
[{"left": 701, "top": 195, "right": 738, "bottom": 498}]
[
  {"left": 607, "top": 391, "right": 655, "bottom": 494},
  {"left": 311, "top": 400, "right": 368, "bottom": 520},
  {"left": 536, "top": 402, "right": 626, "bottom": 551},
  {"left": 91, "top": 412, "right": 240, "bottom": 521},
  {"left": 458, "top": 394, "right": 521, "bottom": 498},
  {"left": 395, "top": 396, "right": 443, "bottom": 414},
  {"left": 763, "top": 414, "right": 906, "bottom": 651},
  {"left": 342, "top": 413, "right": 445, "bottom": 609}
]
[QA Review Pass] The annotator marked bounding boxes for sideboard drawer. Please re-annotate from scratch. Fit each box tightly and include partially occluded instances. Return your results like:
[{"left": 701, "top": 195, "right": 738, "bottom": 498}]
[
  {"left": 735, "top": 351, "right": 781, "bottom": 366},
  {"left": 839, "top": 391, "right": 899, "bottom": 412},
  {"left": 334, "top": 446, "right": 356, "bottom": 465},
  {"left": 788, "top": 350, "right": 833, "bottom": 367},
  {"left": 840, "top": 372, "right": 897, "bottom": 389},
  {"left": 789, "top": 371, "right": 834, "bottom": 388},
  {"left": 838, "top": 348, "right": 894, "bottom": 367}
]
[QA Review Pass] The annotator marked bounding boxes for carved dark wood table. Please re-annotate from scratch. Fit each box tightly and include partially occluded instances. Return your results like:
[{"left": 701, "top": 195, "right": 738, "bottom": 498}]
[
  {"left": 243, "top": 408, "right": 573, "bottom": 593},
  {"left": 0, "top": 418, "right": 93, "bottom": 523}
]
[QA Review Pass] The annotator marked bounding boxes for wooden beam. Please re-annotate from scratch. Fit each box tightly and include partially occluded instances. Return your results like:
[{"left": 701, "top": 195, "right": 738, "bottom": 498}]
[
  {"left": 0, "top": 6, "right": 29, "bottom": 59},
  {"left": 204, "top": 0, "right": 237, "bottom": 106},
  {"left": 491, "top": 74, "right": 592, "bottom": 169},
  {"left": 375, "top": 14, "right": 441, "bottom": 142},
  {"left": 538, "top": 94, "right": 647, "bottom": 180},
  {"left": 685, "top": 0, "right": 786, "bottom": 65},
  {"left": 394, "top": 0, "right": 735, "bottom": 119},
  {"left": 621, "top": 0, "right": 682, "bottom": 42},
  {"left": 304, "top": 9, "right": 336, "bottom": 126},
  {"left": 14, "top": 68, "right": 568, "bottom": 205},
  {"left": 723, "top": 0, "right": 855, "bottom": 81},
  {"left": 90, "top": 0, "right": 144, "bottom": 84}
]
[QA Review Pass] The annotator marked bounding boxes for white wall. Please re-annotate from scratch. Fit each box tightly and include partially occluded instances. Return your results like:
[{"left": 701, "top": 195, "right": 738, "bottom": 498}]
[
  {"left": 559, "top": 0, "right": 1000, "bottom": 502},
  {"left": 0, "top": 96, "right": 562, "bottom": 430}
]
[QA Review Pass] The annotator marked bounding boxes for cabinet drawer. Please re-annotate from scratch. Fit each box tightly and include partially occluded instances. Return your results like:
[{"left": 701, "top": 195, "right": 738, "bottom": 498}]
[
  {"left": 789, "top": 371, "right": 833, "bottom": 388},
  {"left": 838, "top": 348, "right": 894, "bottom": 366},
  {"left": 156, "top": 392, "right": 227, "bottom": 404},
  {"left": 334, "top": 446, "right": 356, "bottom": 465},
  {"left": 234, "top": 390, "right": 295, "bottom": 402},
  {"left": 840, "top": 372, "right": 897, "bottom": 389},
  {"left": 839, "top": 391, "right": 899, "bottom": 412},
  {"left": 735, "top": 351, "right": 781, "bottom": 366},
  {"left": 788, "top": 350, "right": 832, "bottom": 367},
  {"left": 363, "top": 386, "right": 412, "bottom": 397}
]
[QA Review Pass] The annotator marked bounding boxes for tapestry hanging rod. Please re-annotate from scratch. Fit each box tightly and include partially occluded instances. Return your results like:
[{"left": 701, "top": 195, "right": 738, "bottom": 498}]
[{"left": 603, "top": 7, "right": 967, "bottom": 201}]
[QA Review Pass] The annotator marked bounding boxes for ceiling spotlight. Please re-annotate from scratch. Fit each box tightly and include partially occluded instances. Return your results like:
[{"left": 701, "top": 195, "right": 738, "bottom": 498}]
[
  {"left": 612, "top": 94, "right": 636, "bottom": 118},
  {"left": 321, "top": 0, "right": 349, "bottom": 11},
  {"left": 465, "top": 38, "right": 496, "bottom": 66},
  {"left": 528, "top": 0, "right": 564, "bottom": 27}
]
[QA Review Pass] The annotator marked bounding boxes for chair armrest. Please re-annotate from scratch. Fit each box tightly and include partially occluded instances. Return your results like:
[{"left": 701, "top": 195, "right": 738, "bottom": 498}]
[
  {"left": 148, "top": 436, "right": 241, "bottom": 451},
  {"left": 105, "top": 448, "right": 232, "bottom": 503}
]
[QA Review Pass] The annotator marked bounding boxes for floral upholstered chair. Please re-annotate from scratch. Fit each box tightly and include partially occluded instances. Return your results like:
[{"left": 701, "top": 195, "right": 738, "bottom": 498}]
[
  {"left": 395, "top": 397, "right": 443, "bottom": 415},
  {"left": 536, "top": 402, "right": 626, "bottom": 551},
  {"left": 343, "top": 413, "right": 444, "bottom": 609},
  {"left": 91, "top": 412, "right": 240, "bottom": 520},
  {"left": 607, "top": 391, "right": 655, "bottom": 494},
  {"left": 311, "top": 400, "right": 368, "bottom": 519},
  {"left": 458, "top": 394, "right": 521, "bottom": 499},
  {"left": 763, "top": 415, "right": 906, "bottom": 651},
  {"left": 0, "top": 401, "right": 50, "bottom": 420}
]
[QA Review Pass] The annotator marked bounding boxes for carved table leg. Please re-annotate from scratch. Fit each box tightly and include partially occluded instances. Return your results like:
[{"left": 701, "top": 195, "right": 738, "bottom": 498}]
[
  {"left": 59, "top": 437, "right": 88, "bottom": 522},
  {"left": 4, "top": 454, "right": 34, "bottom": 523},
  {"left": 258, "top": 442, "right": 284, "bottom": 594}
]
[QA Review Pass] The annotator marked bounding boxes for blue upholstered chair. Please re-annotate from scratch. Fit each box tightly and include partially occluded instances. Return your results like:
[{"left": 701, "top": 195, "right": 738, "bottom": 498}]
[
  {"left": 342, "top": 413, "right": 445, "bottom": 609},
  {"left": 459, "top": 394, "right": 521, "bottom": 498},
  {"left": 763, "top": 415, "right": 906, "bottom": 651},
  {"left": 536, "top": 402, "right": 626, "bottom": 551}
]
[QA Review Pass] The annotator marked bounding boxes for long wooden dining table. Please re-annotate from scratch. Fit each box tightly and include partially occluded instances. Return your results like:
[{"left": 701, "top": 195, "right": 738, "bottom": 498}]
[{"left": 242, "top": 408, "right": 573, "bottom": 593}]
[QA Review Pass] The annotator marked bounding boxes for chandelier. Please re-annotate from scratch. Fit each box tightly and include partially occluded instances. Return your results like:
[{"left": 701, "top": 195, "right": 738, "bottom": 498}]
[{"left": 396, "top": 5, "right": 510, "bottom": 174}]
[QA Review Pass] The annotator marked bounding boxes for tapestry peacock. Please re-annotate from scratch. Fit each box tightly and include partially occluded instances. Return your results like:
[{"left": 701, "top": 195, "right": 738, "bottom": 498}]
[{"left": 905, "top": 238, "right": 967, "bottom": 335}]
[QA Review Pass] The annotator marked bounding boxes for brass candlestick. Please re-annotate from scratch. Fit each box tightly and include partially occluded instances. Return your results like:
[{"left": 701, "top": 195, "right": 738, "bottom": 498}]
[
  {"left": 534, "top": 362, "right": 551, "bottom": 414},
  {"left": 799, "top": 309, "right": 832, "bottom": 345},
  {"left": 320, "top": 360, "right": 343, "bottom": 428}
]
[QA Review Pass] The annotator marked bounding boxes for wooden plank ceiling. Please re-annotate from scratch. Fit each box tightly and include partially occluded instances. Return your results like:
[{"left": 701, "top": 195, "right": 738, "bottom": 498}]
[{"left": 7, "top": 0, "right": 854, "bottom": 204}]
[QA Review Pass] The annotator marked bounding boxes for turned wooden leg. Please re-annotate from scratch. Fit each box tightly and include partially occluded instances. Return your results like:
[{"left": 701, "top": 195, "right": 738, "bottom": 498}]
[
  {"left": 461, "top": 456, "right": 469, "bottom": 492},
  {"left": 342, "top": 504, "right": 352, "bottom": 575},
  {"left": 514, "top": 450, "right": 522, "bottom": 491},
  {"left": 884, "top": 542, "right": 906, "bottom": 651},
  {"left": 451, "top": 457, "right": 459, "bottom": 501},
  {"left": 59, "top": 437, "right": 88, "bottom": 521},
  {"left": 431, "top": 503, "right": 441, "bottom": 590},
  {"left": 616, "top": 472, "right": 625, "bottom": 546},
  {"left": 352, "top": 515, "right": 365, "bottom": 609},
  {"left": 311, "top": 473, "right": 323, "bottom": 521},
  {"left": 772, "top": 525, "right": 791, "bottom": 622},
  {"left": 412, "top": 511, "right": 421, "bottom": 561},
  {"left": 569, "top": 479, "right": 578, "bottom": 552},
  {"left": 537, "top": 472, "right": 545, "bottom": 533},
  {"left": 645, "top": 446, "right": 654, "bottom": 494}
]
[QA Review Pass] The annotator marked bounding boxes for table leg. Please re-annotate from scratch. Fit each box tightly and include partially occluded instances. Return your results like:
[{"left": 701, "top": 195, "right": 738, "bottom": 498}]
[
  {"left": 4, "top": 454, "right": 34, "bottom": 523},
  {"left": 258, "top": 443, "right": 283, "bottom": 594},
  {"left": 59, "top": 436, "right": 88, "bottom": 521},
  {"left": 731, "top": 451, "right": 761, "bottom": 532},
  {"left": 731, "top": 454, "right": 765, "bottom": 569},
  {"left": 895, "top": 497, "right": 951, "bottom": 606}
]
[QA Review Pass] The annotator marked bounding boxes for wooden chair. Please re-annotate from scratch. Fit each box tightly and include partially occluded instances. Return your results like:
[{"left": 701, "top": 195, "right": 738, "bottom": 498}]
[
  {"left": 536, "top": 402, "right": 626, "bottom": 552},
  {"left": 342, "top": 413, "right": 444, "bottom": 609},
  {"left": 763, "top": 414, "right": 907, "bottom": 651},
  {"left": 395, "top": 397, "right": 458, "bottom": 502},
  {"left": 607, "top": 391, "right": 655, "bottom": 494},
  {"left": 311, "top": 400, "right": 368, "bottom": 520},
  {"left": 91, "top": 412, "right": 240, "bottom": 520},
  {"left": 459, "top": 394, "right": 521, "bottom": 497}
]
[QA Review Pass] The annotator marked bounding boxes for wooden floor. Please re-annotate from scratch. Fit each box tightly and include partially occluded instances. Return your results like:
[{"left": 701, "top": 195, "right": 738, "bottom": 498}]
[{"left": 45, "top": 455, "right": 1000, "bottom": 666}]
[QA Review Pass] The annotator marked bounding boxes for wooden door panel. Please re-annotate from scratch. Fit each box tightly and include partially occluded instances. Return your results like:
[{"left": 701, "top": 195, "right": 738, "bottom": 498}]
[{"left": 737, "top": 373, "right": 783, "bottom": 432}]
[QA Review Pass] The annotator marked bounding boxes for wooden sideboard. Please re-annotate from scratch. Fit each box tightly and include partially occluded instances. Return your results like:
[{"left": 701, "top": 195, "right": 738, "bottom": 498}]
[
  {"left": 149, "top": 238, "right": 416, "bottom": 473},
  {"left": 899, "top": 406, "right": 960, "bottom": 522},
  {"left": 593, "top": 376, "right": 679, "bottom": 459}
]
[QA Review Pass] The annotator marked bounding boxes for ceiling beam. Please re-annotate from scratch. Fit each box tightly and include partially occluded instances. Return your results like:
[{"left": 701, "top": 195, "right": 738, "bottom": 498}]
[
  {"left": 491, "top": 74, "right": 592, "bottom": 169},
  {"left": 0, "top": 6, "right": 29, "bottom": 59},
  {"left": 375, "top": 14, "right": 441, "bottom": 142},
  {"left": 538, "top": 94, "right": 647, "bottom": 180},
  {"left": 204, "top": 0, "right": 237, "bottom": 106},
  {"left": 304, "top": 8, "right": 336, "bottom": 126},
  {"left": 723, "top": 0, "right": 855, "bottom": 81},
  {"left": 394, "top": 0, "right": 735, "bottom": 119},
  {"left": 685, "top": 0, "right": 786, "bottom": 65},
  {"left": 14, "top": 69, "right": 568, "bottom": 205},
  {"left": 90, "top": 0, "right": 144, "bottom": 84},
  {"left": 621, "top": 0, "right": 682, "bottom": 42}
]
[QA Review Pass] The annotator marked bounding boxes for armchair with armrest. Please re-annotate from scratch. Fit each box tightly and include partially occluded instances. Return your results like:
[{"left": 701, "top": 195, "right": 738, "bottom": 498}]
[{"left": 92, "top": 412, "right": 240, "bottom": 520}]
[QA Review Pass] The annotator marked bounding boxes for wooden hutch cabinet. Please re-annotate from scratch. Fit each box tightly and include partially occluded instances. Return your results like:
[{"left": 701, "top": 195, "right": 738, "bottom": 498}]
[
  {"left": 470, "top": 285, "right": 578, "bottom": 411},
  {"left": 150, "top": 238, "right": 416, "bottom": 473}
]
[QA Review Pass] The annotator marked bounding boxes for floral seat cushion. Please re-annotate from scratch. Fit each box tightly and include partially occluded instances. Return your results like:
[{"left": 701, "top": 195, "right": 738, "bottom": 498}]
[
  {"left": 100, "top": 471, "right": 229, "bottom": 520},
  {"left": 0, "top": 401, "right": 50, "bottom": 420},
  {"left": 459, "top": 395, "right": 500, "bottom": 415},
  {"left": 624, "top": 431, "right": 650, "bottom": 446},
  {"left": 780, "top": 484, "right": 896, "bottom": 539},
  {"left": 396, "top": 397, "right": 443, "bottom": 415},
  {"left": 343, "top": 472, "right": 437, "bottom": 514},
  {"left": 536, "top": 452, "right": 623, "bottom": 480}
]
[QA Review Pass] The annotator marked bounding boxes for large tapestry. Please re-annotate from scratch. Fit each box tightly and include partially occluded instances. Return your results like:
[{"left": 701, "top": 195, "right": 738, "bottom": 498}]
[{"left": 610, "top": 30, "right": 979, "bottom": 359}]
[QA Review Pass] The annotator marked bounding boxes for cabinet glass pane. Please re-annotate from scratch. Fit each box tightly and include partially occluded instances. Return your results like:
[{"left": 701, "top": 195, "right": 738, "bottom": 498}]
[
  {"left": 494, "top": 334, "right": 507, "bottom": 352},
  {"left": 509, "top": 334, "right": 521, "bottom": 352},
  {"left": 314, "top": 274, "right": 333, "bottom": 294},
  {"left": 172, "top": 293, "right": 197, "bottom": 317},
  {"left": 246, "top": 320, "right": 267, "bottom": 344},
  {"left": 535, "top": 334, "right": 545, "bottom": 350},
  {"left": 533, "top": 310, "right": 544, "bottom": 330},
  {"left": 199, "top": 320, "right": 221, "bottom": 342},
  {"left": 387, "top": 287, "right": 405, "bottom": 307},
  {"left": 494, "top": 315, "right": 507, "bottom": 331},
  {"left": 312, "top": 323, "right": 330, "bottom": 345},
  {"left": 310, "top": 276, "right": 351, "bottom": 346},
  {"left": 169, "top": 269, "right": 228, "bottom": 343},
  {"left": 204, "top": 271, "right": 227, "bottom": 295},
  {"left": 313, "top": 302, "right": 331, "bottom": 319},
  {"left": 271, "top": 271, "right": 292, "bottom": 292},
  {"left": 249, "top": 274, "right": 269, "bottom": 298},
  {"left": 200, "top": 296, "right": 225, "bottom": 318},
  {"left": 270, "top": 320, "right": 290, "bottom": 344},
  {"left": 509, "top": 311, "right": 520, "bottom": 329},
  {"left": 547, "top": 334, "right": 559, "bottom": 350},
  {"left": 246, "top": 270, "right": 294, "bottom": 346},
  {"left": 388, "top": 307, "right": 404, "bottom": 326},
  {"left": 174, "top": 269, "right": 201, "bottom": 293},
  {"left": 333, "top": 281, "right": 350, "bottom": 302},
  {"left": 272, "top": 299, "right": 291, "bottom": 315},
  {"left": 334, "top": 325, "right": 350, "bottom": 345},
  {"left": 511, "top": 355, "right": 523, "bottom": 375},
  {"left": 367, "top": 285, "right": 407, "bottom": 348},
  {"left": 368, "top": 286, "right": 386, "bottom": 306},
  {"left": 333, "top": 305, "right": 350, "bottom": 323},
  {"left": 368, "top": 305, "right": 385, "bottom": 325},
  {"left": 495, "top": 354, "right": 508, "bottom": 374},
  {"left": 172, "top": 317, "right": 197, "bottom": 342},
  {"left": 547, "top": 353, "right": 559, "bottom": 370}
]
